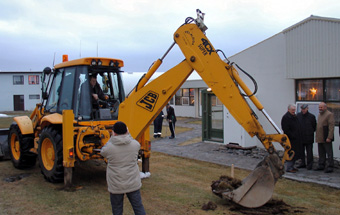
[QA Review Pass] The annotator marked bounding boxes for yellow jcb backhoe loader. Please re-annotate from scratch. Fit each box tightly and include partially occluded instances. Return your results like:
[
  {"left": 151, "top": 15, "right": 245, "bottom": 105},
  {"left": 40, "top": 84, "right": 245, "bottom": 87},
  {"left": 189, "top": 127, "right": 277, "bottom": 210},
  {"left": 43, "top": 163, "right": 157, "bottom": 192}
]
[{"left": 6, "top": 10, "right": 293, "bottom": 208}]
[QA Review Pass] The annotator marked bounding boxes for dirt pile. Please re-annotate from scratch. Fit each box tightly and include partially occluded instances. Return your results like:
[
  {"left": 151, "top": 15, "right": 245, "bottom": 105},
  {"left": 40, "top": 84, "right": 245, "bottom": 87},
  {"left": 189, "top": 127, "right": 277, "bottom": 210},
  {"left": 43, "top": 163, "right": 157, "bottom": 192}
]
[
  {"left": 211, "top": 175, "right": 242, "bottom": 198},
  {"left": 210, "top": 175, "right": 305, "bottom": 214},
  {"left": 201, "top": 201, "right": 217, "bottom": 211}
]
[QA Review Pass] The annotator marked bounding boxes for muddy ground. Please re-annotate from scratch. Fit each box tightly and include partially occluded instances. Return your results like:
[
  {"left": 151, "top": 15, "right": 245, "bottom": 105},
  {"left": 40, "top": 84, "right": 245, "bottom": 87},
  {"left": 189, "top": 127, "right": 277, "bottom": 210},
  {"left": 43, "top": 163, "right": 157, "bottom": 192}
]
[{"left": 209, "top": 175, "right": 306, "bottom": 214}]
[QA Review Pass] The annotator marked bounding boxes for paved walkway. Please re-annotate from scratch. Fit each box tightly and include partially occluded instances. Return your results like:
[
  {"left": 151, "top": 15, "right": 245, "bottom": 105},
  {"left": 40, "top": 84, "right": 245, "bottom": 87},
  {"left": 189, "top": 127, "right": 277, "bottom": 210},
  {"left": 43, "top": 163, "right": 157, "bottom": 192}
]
[{"left": 152, "top": 118, "right": 340, "bottom": 189}]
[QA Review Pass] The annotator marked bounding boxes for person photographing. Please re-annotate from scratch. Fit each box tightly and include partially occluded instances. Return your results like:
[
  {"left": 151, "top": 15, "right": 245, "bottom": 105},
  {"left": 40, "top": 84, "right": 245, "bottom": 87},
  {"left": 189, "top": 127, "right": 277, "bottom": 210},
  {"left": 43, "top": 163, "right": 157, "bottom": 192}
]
[{"left": 101, "top": 121, "right": 146, "bottom": 215}]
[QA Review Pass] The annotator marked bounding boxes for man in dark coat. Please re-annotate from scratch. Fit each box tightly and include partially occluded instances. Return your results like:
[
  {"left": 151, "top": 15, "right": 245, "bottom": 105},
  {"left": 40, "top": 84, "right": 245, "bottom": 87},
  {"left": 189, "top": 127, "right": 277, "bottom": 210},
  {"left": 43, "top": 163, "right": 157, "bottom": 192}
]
[
  {"left": 297, "top": 104, "right": 316, "bottom": 170},
  {"left": 166, "top": 104, "right": 176, "bottom": 139},
  {"left": 281, "top": 104, "right": 302, "bottom": 173}
]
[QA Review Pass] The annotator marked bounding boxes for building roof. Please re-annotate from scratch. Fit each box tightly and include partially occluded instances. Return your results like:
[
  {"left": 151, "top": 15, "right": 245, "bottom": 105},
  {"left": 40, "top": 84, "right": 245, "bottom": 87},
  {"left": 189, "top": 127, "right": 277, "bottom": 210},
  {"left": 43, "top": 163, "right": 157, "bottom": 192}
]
[
  {"left": 229, "top": 15, "right": 340, "bottom": 59},
  {"left": 181, "top": 79, "right": 208, "bottom": 88},
  {"left": 283, "top": 15, "right": 340, "bottom": 33}
]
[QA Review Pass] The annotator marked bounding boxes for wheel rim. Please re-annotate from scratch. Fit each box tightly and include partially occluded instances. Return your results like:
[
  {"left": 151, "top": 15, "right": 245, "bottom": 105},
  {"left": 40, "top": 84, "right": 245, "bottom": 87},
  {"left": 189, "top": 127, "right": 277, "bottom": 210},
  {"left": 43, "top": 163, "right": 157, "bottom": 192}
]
[
  {"left": 41, "top": 138, "right": 55, "bottom": 171},
  {"left": 10, "top": 133, "right": 20, "bottom": 160}
]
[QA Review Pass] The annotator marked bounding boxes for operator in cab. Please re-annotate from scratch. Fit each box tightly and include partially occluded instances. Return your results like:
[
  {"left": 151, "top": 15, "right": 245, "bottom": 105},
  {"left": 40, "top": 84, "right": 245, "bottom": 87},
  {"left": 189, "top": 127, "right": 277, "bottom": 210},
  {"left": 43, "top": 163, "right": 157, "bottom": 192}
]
[{"left": 90, "top": 75, "right": 108, "bottom": 102}]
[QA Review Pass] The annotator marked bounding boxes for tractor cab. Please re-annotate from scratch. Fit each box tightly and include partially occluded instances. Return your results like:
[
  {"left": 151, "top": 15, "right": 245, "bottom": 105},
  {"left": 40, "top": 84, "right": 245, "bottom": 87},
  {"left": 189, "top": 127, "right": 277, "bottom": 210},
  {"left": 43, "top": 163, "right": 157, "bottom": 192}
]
[{"left": 42, "top": 56, "right": 125, "bottom": 121}]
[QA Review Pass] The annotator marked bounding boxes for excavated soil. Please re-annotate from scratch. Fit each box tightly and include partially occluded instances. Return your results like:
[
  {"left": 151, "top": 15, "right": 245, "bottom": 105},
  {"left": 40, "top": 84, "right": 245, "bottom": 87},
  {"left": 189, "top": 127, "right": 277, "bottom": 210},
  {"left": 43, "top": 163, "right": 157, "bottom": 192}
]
[
  {"left": 209, "top": 175, "right": 306, "bottom": 214},
  {"left": 211, "top": 175, "right": 242, "bottom": 198}
]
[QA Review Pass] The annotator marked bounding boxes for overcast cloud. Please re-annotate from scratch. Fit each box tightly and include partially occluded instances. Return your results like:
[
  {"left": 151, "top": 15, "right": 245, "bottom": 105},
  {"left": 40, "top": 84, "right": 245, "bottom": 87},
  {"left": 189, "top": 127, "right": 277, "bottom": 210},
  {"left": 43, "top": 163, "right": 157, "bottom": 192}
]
[{"left": 0, "top": 0, "right": 339, "bottom": 74}]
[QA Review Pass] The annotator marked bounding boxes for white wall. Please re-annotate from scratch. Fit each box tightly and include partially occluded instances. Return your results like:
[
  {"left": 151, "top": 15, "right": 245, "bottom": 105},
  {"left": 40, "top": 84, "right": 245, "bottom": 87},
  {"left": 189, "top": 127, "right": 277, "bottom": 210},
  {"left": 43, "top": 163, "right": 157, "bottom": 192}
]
[{"left": 174, "top": 106, "right": 196, "bottom": 118}]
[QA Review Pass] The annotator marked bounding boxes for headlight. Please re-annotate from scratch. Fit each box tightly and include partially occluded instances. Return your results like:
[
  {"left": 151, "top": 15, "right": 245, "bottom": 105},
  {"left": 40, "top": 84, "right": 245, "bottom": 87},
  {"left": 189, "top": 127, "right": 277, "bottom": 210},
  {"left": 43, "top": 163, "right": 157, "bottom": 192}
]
[
  {"left": 109, "top": 60, "right": 114, "bottom": 67},
  {"left": 91, "top": 59, "right": 97, "bottom": 66},
  {"left": 97, "top": 60, "right": 102, "bottom": 66}
]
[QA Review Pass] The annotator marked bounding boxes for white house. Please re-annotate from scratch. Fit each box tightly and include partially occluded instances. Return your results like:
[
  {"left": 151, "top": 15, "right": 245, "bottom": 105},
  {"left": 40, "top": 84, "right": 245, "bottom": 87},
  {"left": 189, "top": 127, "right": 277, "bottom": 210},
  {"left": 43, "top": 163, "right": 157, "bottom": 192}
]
[{"left": 0, "top": 71, "right": 42, "bottom": 111}]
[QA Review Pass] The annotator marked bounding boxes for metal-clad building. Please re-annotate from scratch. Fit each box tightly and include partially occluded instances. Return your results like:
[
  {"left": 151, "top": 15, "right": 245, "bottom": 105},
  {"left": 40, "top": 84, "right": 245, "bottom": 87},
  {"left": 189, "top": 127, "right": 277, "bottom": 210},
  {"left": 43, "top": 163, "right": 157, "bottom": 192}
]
[
  {"left": 285, "top": 16, "right": 340, "bottom": 79},
  {"left": 226, "top": 15, "right": 340, "bottom": 158}
]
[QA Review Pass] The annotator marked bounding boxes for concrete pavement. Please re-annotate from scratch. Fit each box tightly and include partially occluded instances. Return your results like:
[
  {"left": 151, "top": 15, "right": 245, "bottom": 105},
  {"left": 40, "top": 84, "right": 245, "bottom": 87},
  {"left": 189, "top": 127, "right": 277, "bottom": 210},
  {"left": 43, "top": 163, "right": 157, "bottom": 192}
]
[{"left": 151, "top": 118, "right": 340, "bottom": 189}]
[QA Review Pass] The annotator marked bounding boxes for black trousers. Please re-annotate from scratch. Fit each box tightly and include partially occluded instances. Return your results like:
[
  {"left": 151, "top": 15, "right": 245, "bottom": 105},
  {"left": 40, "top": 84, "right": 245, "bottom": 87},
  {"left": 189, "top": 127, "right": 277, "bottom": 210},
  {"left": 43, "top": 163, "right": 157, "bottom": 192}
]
[
  {"left": 169, "top": 121, "right": 176, "bottom": 137},
  {"left": 153, "top": 118, "right": 163, "bottom": 135},
  {"left": 317, "top": 142, "right": 334, "bottom": 169},
  {"left": 301, "top": 143, "right": 314, "bottom": 169}
]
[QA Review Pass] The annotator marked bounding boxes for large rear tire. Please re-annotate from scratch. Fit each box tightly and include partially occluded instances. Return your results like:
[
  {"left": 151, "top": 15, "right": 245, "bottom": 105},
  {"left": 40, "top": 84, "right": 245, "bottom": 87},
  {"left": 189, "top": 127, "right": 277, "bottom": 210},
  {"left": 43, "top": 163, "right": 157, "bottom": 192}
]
[
  {"left": 8, "top": 124, "right": 36, "bottom": 169},
  {"left": 38, "top": 126, "right": 64, "bottom": 183}
]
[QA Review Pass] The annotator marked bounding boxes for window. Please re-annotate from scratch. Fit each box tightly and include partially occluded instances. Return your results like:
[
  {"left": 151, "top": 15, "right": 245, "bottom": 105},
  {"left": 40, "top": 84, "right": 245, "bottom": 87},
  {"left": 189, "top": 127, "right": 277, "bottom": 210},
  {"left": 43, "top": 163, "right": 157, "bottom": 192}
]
[
  {"left": 175, "top": 90, "right": 182, "bottom": 105},
  {"left": 325, "top": 79, "right": 340, "bottom": 101},
  {"left": 296, "top": 78, "right": 340, "bottom": 125},
  {"left": 182, "top": 97, "right": 189, "bottom": 105},
  {"left": 296, "top": 80, "right": 323, "bottom": 101},
  {"left": 58, "top": 67, "right": 76, "bottom": 112},
  {"left": 28, "top": 75, "right": 40, "bottom": 85},
  {"left": 29, "top": 94, "right": 40, "bottom": 99},
  {"left": 45, "top": 70, "right": 63, "bottom": 112},
  {"left": 175, "top": 88, "right": 195, "bottom": 106},
  {"left": 210, "top": 95, "right": 223, "bottom": 106},
  {"left": 169, "top": 97, "right": 174, "bottom": 105},
  {"left": 13, "top": 75, "right": 24, "bottom": 85}
]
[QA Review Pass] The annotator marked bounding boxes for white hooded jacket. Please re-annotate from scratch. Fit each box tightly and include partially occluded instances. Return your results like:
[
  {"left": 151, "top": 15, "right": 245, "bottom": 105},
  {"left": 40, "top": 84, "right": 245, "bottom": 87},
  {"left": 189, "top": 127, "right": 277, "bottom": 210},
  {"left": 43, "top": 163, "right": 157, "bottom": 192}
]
[{"left": 101, "top": 133, "right": 141, "bottom": 194}]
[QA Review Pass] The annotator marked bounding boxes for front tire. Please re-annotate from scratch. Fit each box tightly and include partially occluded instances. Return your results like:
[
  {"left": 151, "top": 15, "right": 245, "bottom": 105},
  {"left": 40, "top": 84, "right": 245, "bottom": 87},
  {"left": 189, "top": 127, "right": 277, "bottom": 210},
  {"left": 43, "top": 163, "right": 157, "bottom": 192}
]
[
  {"left": 38, "top": 126, "right": 64, "bottom": 183},
  {"left": 8, "top": 124, "right": 36, "bottom": 169}
]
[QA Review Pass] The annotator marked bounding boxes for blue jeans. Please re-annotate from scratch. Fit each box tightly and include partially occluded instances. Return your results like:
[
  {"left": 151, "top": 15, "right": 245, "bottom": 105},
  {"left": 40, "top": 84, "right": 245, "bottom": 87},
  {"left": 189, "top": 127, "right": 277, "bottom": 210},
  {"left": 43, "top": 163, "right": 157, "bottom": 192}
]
[{"left": 110, "top": 190, "right": 146, "bottom": 215}]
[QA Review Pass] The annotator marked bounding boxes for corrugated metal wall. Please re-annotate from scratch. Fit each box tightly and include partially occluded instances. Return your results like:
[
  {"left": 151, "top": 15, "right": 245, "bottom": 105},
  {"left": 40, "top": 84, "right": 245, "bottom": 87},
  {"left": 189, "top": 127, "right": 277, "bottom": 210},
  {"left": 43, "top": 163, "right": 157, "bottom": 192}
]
[{"left": 285, "top": 17, "right": 340, "bottom": 79}]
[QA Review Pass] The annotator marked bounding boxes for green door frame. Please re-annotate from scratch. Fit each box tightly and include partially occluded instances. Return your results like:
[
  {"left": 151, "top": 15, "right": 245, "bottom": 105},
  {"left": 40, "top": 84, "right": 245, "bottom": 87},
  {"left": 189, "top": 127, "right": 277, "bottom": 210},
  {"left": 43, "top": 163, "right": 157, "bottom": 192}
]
[{"left": 201, "top": 89, "right": 223, "bottom": 142}]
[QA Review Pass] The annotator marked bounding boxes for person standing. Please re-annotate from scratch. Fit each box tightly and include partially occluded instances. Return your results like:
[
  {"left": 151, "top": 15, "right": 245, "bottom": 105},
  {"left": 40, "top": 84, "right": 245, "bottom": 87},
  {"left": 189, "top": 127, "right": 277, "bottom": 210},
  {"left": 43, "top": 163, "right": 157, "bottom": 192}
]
[
  {"left": 101, "top": 121, "right": 146, "bottom": 215},
  {"left": 153, "top": 110, "right": 164, "bottom": 138},
  {"left": 315, "top": 102, "right": 335, "bottom": 173},
  {"left": 166, "top": 103, "right": 176, "bottom": 139},
  {"left": 281, "top": 104, "right": 302, "bottom": 173},
  {"left": 297, "top": 104, "right": 316, "bottom": 170}
]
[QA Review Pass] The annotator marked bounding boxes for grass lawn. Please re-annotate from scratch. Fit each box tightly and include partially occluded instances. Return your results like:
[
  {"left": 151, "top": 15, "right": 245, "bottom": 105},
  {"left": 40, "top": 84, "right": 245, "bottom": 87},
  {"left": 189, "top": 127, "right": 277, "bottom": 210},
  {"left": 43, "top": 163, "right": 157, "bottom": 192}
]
[
  {"left": 1, "top": 112, "right": 339, "bottom": 214},
  {"left": 1, "top": 151, "right": 340, "bottom": 215}
]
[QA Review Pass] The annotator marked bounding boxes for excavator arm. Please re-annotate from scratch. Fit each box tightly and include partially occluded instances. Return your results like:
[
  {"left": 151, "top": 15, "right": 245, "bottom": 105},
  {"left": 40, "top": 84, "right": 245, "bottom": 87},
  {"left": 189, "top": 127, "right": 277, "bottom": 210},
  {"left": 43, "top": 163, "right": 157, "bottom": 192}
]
[{"left": 119, "top": 10, "right": 292, "bottom": 208}]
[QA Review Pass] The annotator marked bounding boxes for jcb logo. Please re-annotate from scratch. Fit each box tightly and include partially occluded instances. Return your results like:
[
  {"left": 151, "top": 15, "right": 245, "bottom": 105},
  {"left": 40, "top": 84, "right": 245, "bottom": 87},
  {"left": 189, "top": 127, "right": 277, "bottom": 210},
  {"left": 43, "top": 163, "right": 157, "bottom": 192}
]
[{"left": 137, "top": 91, "right": 159, "bottom": 112}]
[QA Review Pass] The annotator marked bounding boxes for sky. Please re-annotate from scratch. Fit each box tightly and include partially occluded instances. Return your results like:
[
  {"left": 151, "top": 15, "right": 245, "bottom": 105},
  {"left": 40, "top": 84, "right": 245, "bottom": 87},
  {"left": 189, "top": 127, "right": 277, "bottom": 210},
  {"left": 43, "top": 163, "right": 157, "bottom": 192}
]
[{"left": 0, "top": 0, "right": 339, "bottom": 77}]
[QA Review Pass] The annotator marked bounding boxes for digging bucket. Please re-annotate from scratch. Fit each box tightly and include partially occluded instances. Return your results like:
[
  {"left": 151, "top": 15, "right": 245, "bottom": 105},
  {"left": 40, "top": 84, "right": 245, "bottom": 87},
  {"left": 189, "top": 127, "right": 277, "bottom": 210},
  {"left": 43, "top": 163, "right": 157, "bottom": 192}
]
[{"left": 216, "top": 153, "right": 284, "bottom": 208}]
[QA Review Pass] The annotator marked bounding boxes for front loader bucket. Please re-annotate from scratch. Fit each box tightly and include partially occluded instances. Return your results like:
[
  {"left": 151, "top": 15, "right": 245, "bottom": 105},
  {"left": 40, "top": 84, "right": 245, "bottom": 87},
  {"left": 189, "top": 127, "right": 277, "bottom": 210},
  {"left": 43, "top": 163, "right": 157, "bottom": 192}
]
[{"left": 212, "top": 153, "right": 284, "bottom": 208}]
